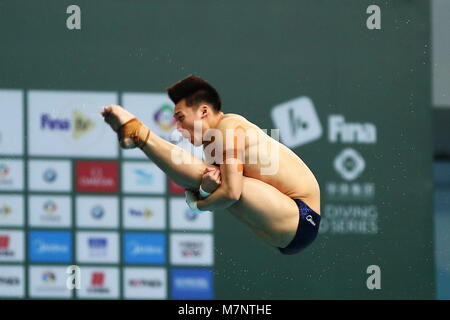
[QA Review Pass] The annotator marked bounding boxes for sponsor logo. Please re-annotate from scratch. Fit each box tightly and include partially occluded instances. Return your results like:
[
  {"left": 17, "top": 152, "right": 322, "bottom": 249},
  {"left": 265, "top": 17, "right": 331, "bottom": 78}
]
[
  {"left": 171, "top": 269, "right": 213, "bottom": 299},
  {"left": 129, "top": 278, "right": 162, "bottom": 288},
  {"left": 328, "top": 115, "right": 377, "bottom": 144},
  {"left": 334, "top": 148, "right": 366, "bottom": 181},
  {"left": 133, "top": 169, "right": 153, "bottom": 186},
  {"left": 29, "top": 267, "right": 70, "bottom": 297},
  {"left": 91, "top": 205, "right": 105, "bottom": 220},
  {"left": 0, "top": 276, "right": 20, "bottom": 286},
  {"left": 0, "top": 162, "right": 14, "bottom": 186},
  {"left": 0, "top": 204, "right": 12, "bottom": 217},
  {"left": 0, "top": 231, "right": 23, "bottom": 261},
  {"left": 154, "top": 104, "right": 176, "bottom": 132},
  {"left": 40, "top": 114, "right": 70, "bottom": 131},
  {"left": 88, "top": 237, "right": 108, "bottom": 257},
  {"left": 39, "top": 200, "right": 62, "bottom": 223},
  {"left": 43, "top": 200, "right": 57, "bottom": 214},
  {"left": 42, "top": 271, "right": 57, "bottom": 284},
  {"left": 124, "top": 233, "right": 165, "bottom": 264},
  {"left": 29, "top": 231, "right": 72, "bottom": 263},
  {"left": 40, "top": 111, "right": 95, "bottom": 140},
  {"left": 123, "top": 268, "right": 166, "bottom": 299},
  {"left": 169, "top": 180, "right": 185, "bottom": 195},
  {"left": 43, "top": 168, "right": 57, "bottom": 183},
  {"left": 271, "top": 96, "right": 322, "bottom": 148},
  {"left": 180, "top": 241, "right": 204, "bottom": 257},
  {"left": 0, "top": 235, "right": 10, "bottom": 250},
  {"left": 0, "top": 163, "right": 10, "bottom": 178},
  {"left": 76, "top": 161, "right": 119, "bottom": 193},
  {"left": 91, "top": 272, "right": 104, "bottom": 286},
  {"left": 72, "top": 110, "right": 96, "bottom": 139},
  {"left": 0, "top": 234, "right": 15, "bottom": 258},
  {"left": 129, "top": 208, "right": 153, "bottom": 219},
  {"left": 171, "top": 234, "right": 213, "bottom": 265},
  {"left": 87, "top": 272, "right": 110, "bottom": 294},
  {"left": 184, "top": 209, "right": 199, "bottom": 222}
]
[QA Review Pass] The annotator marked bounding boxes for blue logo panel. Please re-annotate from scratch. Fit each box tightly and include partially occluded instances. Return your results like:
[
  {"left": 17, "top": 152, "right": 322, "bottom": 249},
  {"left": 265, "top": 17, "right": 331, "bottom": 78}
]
[
  {"left": 123, "top": 232, "right": 165, "bottom": 264},
  {"left": 29, "top": 231, "right": 72, "bottom": 263},
  {"left": 171, "top": 269, "right": 214, "bottom": 300}
]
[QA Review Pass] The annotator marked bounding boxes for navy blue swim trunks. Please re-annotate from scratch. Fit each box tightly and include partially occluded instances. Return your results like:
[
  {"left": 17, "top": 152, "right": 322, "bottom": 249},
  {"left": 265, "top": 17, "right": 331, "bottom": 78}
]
[{"left": 278, "top": 198, "right": 321, "bottom": 255}]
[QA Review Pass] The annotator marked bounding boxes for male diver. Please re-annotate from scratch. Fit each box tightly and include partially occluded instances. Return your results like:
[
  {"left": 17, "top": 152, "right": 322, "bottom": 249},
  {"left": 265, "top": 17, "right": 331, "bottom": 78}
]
[{"left": 100, "top": 75, "right": 321, "bottom": 254}]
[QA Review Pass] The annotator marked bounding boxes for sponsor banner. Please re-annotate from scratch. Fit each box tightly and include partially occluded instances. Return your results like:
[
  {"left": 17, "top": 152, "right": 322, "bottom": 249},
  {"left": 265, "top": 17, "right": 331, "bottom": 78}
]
[
  {"left": 123, "top": 197, "right": 165, "bottom": 230},
  {"left": 76, "top": 196, "right": 119, "bottom": 229},
  {"left": 76, "top": 232, "right": 119, "bottom": 264},
  {"left": 171, "top": 269, "right": 213, "bottom": 300},
  {"left": 169, "top": 198, "right": 213, "bottom": 231},
  {"left": 0, "top": 90, "right": 23, "bottom": 155},
  {"left": 28, "top": 231, "right": 72, "bottom": 263},
  {"left": 169, "top": 179, "right": 185, "bottom": 195},
  {"left": 27, "top": 90, "right": 118, "bottom": 157},
  {"left": 28, "top": 160, "right": 72, "bottom": 192},
  {"left": 122, "top": 162, "right": 166, "bottom": 194},
  {"left": 29, "top": 266, "right": 72, "bottom": 298},
  {"left": 0, "top": 230, "right": 24, "bottom": 262},
  {"left": 170, "top": 233, "right": 213, "bottom": 266},
  {"left": 77, "top": 267, "right": 119, "bottom": 299},
  {"left": 123, "top": 267, "right": 166, "bottom": 299},
  {"left": 123, "top": 232, "right": 166, "bottom": 265},
  {"left": 0, "top": 159, "right": 24, "bottom": 191},
  {"left": 0, "top": 194, "right": 24, "bottom": 227},
  {"left": 28, "top": 195, "right": 72, "bottom": 228},
  {"left": 0, "top": 265, "right": 25, "bottom": 298},
  {"left": 121, "top": 93, "right": 176, "bottom": 159},
  {"left": 76, "top": 161, "right": 119, "bottom": 193}
]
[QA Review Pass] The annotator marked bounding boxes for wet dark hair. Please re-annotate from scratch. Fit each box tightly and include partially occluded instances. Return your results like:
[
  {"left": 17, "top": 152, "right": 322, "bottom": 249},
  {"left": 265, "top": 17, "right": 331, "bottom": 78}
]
[{"left": 166, "top": 74, "right": 222, "bottom": 112}]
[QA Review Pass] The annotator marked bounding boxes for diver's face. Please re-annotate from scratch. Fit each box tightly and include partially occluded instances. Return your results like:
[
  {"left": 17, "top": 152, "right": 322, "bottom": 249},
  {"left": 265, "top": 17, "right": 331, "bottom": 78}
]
[{"left": 173, "top": 99, "right": 204, "bottom": 146}]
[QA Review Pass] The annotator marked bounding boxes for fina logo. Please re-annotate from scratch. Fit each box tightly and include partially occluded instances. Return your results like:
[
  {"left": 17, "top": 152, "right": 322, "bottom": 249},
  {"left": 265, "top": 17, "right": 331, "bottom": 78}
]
[
  {"left": 271, "top": 96, "right": 323, "bottom": 148},
  {"left": 91, "top": 205, "right": 105, "bottom": 220},
  {"left": 129, "top": 208, "right": 153, "bottom": 219},
  {"left": 328, "top": 115, "right": 377, "bottom": 144},
  {"left": 40, "top": 110, "right": 95, "bottom": 139},
  {"left": 40, "top": 113, "right": 70, "bottom": 130},
  {"left": 0, "top": 204, "right": 12, "bottom": 217},
  {"left": 43, "top": 168, "right": 57, "bottom": 183}
]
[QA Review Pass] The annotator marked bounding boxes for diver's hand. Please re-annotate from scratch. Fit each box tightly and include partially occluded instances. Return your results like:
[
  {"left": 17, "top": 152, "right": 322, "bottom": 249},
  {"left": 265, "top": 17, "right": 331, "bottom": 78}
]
[
  {"left": 200, "top": 167, "right": 221, "bottom": 194},
  {"left": 100, "top": 104, "right": 150, "bottom": 149},
  {"left": 100, "top": 105, "right": 135, "bottom": 132}
]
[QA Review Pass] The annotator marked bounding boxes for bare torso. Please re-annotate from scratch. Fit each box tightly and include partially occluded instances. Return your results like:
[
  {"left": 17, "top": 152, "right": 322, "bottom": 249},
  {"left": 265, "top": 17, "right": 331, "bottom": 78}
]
[
  {"left": 203, "top": 113, "right": 321, "bottom": 246},
  {"left": 207, "top": 113, "right": 321, "bottom": 214}
]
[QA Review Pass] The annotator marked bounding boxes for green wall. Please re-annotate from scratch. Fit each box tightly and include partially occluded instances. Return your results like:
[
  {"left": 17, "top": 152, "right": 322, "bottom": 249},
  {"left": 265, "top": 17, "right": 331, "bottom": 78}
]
[{"left": 0, "top": 0, "right": 434, "bottom": 299}]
